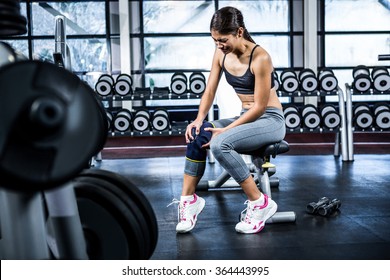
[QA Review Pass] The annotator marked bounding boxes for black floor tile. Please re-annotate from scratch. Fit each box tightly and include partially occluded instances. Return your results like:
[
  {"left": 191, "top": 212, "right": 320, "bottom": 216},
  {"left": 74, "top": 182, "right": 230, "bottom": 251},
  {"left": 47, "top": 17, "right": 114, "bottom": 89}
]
[{"left": 95, "top": 154, "right": 390, "bottom": 260}]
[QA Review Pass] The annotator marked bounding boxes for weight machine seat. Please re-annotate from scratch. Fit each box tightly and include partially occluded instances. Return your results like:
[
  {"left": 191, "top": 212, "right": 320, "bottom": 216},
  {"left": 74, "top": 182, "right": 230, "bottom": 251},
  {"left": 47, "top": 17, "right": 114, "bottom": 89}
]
[
  {"left": 243, "top": 140, "right": 290, "bottom": 159},
  {"left": 200, "top": 139, "right": 296, "bottom": 223}
]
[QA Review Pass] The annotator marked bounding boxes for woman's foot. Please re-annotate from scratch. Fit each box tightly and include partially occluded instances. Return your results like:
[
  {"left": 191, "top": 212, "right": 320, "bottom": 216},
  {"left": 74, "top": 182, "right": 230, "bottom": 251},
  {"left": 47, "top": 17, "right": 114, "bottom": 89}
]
[
  {"left": 235, "top": 194, "right": 277, "bottom": 234},
  {"left": 169, "top": 194, "right": 206, "bottom": 233}
]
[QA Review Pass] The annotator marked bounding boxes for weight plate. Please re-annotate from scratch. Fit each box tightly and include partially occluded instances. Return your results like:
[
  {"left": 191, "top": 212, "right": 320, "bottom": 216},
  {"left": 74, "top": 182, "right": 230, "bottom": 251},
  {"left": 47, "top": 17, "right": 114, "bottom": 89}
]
[
  {"left": 189, "top": 72, "right": 205, "bottom": 82},
  {"left": 353, "top": 65, "right": 370, "bottom": 78},
  {"left": 301, "top": 76, "right": 318, "bottom": 92},
  {"left": 171, "top": 79, "right": 187, "bottom": 95},
  {"left": 320, "top": 74, "right": 338, "bottom": 92},
  {"left": 302, "top": 104, "right": 318, "bottom": 117},
  {"left": 285, "top": 112, "right": 301, "bottom": 129},
  {"left": 133, "top": 115, "right": 149, "bottom": 131},
  {"left": 372, "top": 67, "right": 388, "bottom": 79},
  {"left": 114, "top": 116, "right": 131, "bottom": 132},
  {"left": 153, "top": 109, "right": 169, "bottom": 118},
  {"left": 78, "top": 169, "right": 158, "bottom": 257},
  {"left": 171, "top": 72, "right": 187, "bottom": 82},
  {"left": 303, "top": 112, "right": 321, "bottom": 129},
  {"left": 106, "top": 111, "right": 113, "bottom": 131},
  {"left": 95, "top": 80, "right": 112, "bottom": 96},
  {"left": 323, "top": 111, "right": 341, "bottom": 129},
  {"left": 318, "top": 68, "right": 334, "bottom": 79},
  {"left": 98, "top": 74, "right": 114, "bottom": 85},
  {"left": 354, "top": 111, "right": 373, "bottom": 129},
  {"left": 282, "top": 76, "right": 299, "bottom": 93},
  {"left": 114, "top": 80, "right": 131, "bottom": 96},
  {"left": 354, "top": 104, "right": 371, "bottom": 115},
  {"left": 320, "top": 105, "right": 336, "bottom": 116},
  {"left": 283, "top": 105, "right": 299, "bottom": 115},
  {"left": 373, "top": 74, "right": 390, "bottom": 92},
  {"left": 116, "top": 73, "right": 133, "bottom": 86},
  {"left": 354, "top": 75, "right": 371, "bottom": 92},
  {"left": 0, "top": 61, "right": 106, "bottom": 190},
  {"left": 152, "top": 115, "right": 169, "bottom": 131},
  {"left": 273, "top": 79, "right": 280, "bottom": 91},
  {"left": 375, "top": 110, "right": 390, "bottom": 129},
  {"left": 75, "top": 175, "right": 153, "bottom": 259},
  {"left": 298, "top": 68, "right": 316, "bottom": 81},
  {"left": 373, "top": 103, "right": 390, "bottom": 115},
  {"left": 189, "top": 78, "right": 206, "bottom": 94},
  {"left": 73, "top": 179, "right": 146, "bottom": 259},
  {"left": 280, "top": 69, "right": 296, "bottom": 81},
  {"left": 135, "top": 109, "right": 150, "bottom": 118}
]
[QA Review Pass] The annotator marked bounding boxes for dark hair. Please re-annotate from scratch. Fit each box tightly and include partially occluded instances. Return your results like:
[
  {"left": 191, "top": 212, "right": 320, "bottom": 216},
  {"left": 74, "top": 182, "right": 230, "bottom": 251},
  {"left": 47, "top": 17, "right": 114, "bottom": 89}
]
[{"left": 210, "top": 6, "right": 255, "bottom": 43}]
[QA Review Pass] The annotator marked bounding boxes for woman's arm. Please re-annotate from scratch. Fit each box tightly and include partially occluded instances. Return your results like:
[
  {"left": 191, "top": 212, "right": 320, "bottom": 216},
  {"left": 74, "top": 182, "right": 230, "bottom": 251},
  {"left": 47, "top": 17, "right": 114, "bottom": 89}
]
[{"left": 185, "top": 48, "right": 222, "bottom": 142}]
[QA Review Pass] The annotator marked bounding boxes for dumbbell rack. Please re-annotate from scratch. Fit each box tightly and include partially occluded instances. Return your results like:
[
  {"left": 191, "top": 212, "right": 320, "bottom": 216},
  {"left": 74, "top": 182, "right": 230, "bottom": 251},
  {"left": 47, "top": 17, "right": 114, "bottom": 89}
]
[
  {"left": 97, "top": 88, "right": 217, "bottom": 137},
  {"left": 344, "top": 85, "right": 390, "bottom": 161},
  {"left": 278, "top": 87, "right": 349, "bottom": 161}
]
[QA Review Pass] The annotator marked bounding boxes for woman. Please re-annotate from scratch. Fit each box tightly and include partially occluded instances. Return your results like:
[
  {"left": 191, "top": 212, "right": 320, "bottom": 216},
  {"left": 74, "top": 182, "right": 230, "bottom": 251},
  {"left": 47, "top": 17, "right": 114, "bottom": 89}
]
[{"left": 173, "top": 6, "right": 285, "bottom": 234}]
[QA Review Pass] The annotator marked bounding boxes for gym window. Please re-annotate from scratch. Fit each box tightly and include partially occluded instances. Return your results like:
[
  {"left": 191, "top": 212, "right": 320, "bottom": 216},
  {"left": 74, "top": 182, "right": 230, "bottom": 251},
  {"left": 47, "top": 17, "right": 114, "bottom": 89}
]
[
  {"left": 3, "top": 0, "right": 297, "bottom": 89},
  {"left": 319, "top": 0, "right": 390, "bottom": 88}
]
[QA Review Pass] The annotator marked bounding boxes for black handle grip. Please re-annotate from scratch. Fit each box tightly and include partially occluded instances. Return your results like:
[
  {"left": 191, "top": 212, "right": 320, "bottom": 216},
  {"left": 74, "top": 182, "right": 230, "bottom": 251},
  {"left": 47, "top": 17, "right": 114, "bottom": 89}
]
[{"left": 378, "top": 54, "right": 390, "bottom": 61}]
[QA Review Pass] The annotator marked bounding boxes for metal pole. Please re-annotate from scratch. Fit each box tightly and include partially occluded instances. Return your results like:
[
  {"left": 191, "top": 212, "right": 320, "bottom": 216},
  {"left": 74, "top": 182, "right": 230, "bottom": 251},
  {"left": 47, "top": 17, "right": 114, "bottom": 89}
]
[{"left": 0, "top": 189, "right": 50, "bottom": 259}]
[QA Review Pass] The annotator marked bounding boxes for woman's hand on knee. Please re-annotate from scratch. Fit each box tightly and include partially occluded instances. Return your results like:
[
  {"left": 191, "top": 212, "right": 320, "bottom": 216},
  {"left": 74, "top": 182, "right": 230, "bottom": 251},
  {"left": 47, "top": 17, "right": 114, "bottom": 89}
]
[
  {"left": 185, "top": 120, "right": 203, "bottom": 143},
  {"left": 201, "top": 127, "right": 226, "bottom": 148}
]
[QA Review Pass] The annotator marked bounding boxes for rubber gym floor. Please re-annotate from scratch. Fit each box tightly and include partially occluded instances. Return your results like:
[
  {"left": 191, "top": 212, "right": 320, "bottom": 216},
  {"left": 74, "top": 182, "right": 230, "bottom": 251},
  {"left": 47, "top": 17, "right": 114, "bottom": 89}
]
[{"left": 95, "top": 151, "right": 390, "bottom": 260}]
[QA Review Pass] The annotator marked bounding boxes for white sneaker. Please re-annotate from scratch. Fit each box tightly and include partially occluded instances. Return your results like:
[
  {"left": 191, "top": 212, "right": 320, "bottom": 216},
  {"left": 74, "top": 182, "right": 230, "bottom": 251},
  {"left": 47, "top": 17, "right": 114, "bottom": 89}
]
[
  {"left": 235, "top": 194, "right": 277, "bottom": 234},
  {"left": 168, "top": 194, "right": 205, "bottom": 233}
]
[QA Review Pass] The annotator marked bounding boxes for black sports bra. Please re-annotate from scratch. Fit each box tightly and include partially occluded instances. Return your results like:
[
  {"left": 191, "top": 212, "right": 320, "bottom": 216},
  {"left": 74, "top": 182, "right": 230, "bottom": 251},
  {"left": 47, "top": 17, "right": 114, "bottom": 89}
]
[{"left": 222, "top": 45, "right": 275, "bottom": 94}]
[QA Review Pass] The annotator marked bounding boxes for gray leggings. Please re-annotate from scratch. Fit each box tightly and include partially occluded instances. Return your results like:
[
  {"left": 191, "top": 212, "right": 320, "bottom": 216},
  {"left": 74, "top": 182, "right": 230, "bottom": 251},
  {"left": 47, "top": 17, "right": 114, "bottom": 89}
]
[{"left": 184, "top": 107, "right": 286, "bottom": 184}]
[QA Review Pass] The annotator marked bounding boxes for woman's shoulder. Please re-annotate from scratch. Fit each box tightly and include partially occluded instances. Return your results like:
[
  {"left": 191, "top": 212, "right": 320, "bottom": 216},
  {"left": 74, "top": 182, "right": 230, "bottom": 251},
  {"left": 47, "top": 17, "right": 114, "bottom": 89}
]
[
  {"left": 252, "top": 45, "right": 273, "bottom": 67},
  {"left": 212, "top": 47, "right": 225, "bottom": 66}
]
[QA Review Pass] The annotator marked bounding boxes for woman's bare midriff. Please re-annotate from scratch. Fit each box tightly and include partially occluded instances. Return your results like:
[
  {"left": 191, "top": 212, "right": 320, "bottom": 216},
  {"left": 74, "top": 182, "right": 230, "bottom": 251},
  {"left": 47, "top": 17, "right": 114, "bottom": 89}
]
[{"left": 237, "top": 88, "right": 282, "bottom": 110}]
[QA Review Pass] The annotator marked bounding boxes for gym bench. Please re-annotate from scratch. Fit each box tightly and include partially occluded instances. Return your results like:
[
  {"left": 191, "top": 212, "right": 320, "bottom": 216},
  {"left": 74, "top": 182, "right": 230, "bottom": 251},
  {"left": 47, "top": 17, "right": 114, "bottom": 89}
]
[{"left": 197, "top": 140, "right": 296, "bottom": 223}]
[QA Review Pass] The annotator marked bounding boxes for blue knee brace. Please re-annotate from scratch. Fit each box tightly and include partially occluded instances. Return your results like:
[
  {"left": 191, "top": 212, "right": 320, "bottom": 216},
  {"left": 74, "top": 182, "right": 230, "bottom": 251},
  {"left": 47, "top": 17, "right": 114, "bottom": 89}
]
[{"left": 186, "top": 121, "right": 214, "bottom": 161}]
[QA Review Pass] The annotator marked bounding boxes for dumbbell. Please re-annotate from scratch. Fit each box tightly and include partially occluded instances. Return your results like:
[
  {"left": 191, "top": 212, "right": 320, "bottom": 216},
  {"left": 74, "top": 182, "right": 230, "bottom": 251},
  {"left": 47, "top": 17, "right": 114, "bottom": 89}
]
[
  {"left": 283, "top": 105, "right": 301, "bottom": 130},
  {"left": 151, "top": 109, "right": 170, "bottom": 131},
  {"left": 353, "top": 65, "right": 372, "bottom": 92},
  {"left": 170, "top": 72, "right": 187, "bottom": 95},
  {"left": 272, "top": 71, "right": 280, "bottom": 91},
  {"left": 189, "top": 72, "right": 206, "bottom": 95},
  {"left": 353, "top": 103, "right": 373, "bottom": 129},
  {"left": 113, "top": 109, "right": 133, "bottom": 132},
  {"left": 302, "top": 104, "right": 321, "bottom": 129},
  {"left": 318, "top": 198, "right": 341, "bottom": 216},
  {"left": 280, "top": 69, "right": 299, "bottom": 93},
  {"left": 133, "top": 109, "right": 151, "bottom": 132},
  {"left": 114, "top": 73, "right": 133, "bottom": 96},
  {"left": 373, "top": 103, "right": 390, "bottom": 130},
  {"left": 318, "top": 68, "right": 338, "bottom": 92},
  {"left": 299, "top": 68, "right": 318, "bottom": 92},
  {"left": 95, "top": 74, "right": 114, "bottom": 96},
  {"left": 320, "top": 104, "right": 341, "bottom": 130},
  {"left": 371, "top": 67, "right": 390, "bottom": 92},
  {"left": 306, "top": 197, "right": 330, "bottom": 214}
]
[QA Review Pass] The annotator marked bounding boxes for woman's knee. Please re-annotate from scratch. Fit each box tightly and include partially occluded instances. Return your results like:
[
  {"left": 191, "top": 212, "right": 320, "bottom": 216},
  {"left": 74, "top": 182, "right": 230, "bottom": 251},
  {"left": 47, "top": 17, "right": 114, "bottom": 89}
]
[
  {"left": 186, "top": 121, "right": 213, "bottom": 161},
  {"left": 210, "top": 135, "right": 231, "bottom": 159}
]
